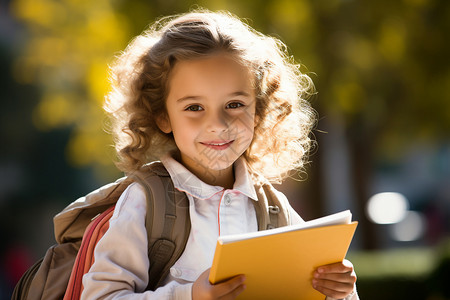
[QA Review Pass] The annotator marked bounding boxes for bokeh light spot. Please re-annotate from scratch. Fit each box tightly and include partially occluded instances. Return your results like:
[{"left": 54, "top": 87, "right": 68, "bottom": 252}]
[
  {"left": 390, "top": 211, "right": 426, "bottom": 242},
  {"left": 366, "top": 192, "right": 409, "bottom": 224}
]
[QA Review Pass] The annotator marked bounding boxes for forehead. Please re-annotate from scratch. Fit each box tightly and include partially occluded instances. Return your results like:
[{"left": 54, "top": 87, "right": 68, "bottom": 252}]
[{"left": 167, "top": 54, "right": 255, "bottom": 99}]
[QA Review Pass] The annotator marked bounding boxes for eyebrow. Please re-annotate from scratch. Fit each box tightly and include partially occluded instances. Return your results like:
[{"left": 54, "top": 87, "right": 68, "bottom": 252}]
[
  {"left": 176, "top": 91, "right": 251, "bottom": 103},
  {"left": 229, "top": 91, "right": 251, "bottom": 98},
  {"left": 176, "top": 95, "right": 201, "bottom": 103}
]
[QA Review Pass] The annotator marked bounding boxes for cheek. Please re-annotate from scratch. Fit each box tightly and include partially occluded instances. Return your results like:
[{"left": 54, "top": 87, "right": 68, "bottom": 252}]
[
  {"left": 235, "top": 108, "right": 256, "bottom": 131},
  {"left": 172, "top": 117, "right": 200, "bottom": 132},
  {"left": 243, "top": 111, "right": 257, "bottom": 143},
  {"left": 232, "top": 114, "right": 255, "bottom": 144},
  {"left": 171, "top": 130, "right": 193, "bottom": 153},
  {"left": 171, "top": 118, "right": 200, "bottom": 143},
  {"left": 245, "top": 126, "right": 255, "bottom": 144}
]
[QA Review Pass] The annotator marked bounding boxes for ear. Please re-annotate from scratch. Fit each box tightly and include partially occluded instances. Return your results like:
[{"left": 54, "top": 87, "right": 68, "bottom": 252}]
[
  {"left": 254, "top": 114, "right": 260, "bottom": 128},
  {"left": 156, "top": 114, "right": 172, "bottom": 134}
]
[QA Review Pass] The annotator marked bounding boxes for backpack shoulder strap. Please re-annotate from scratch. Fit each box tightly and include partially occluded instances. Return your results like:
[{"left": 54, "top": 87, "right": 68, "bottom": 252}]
[
  {"left": 54, "top": 176, "right": 133, "bottom": 244},
  {"left": 253, "top": 182, "right": 291, "bottom": 230},
  {"left": 131, "top": 162, "right": 190, "bottom": 291}
]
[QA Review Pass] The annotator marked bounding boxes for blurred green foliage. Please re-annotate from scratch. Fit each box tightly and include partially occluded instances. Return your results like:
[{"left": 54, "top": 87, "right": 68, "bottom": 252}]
[
  {"left": 9, "top": 0, "right": 131, "bottom": 180},
  {"left": 8, "top": 0, "right": 450, "bottom": 177},
  {"left": 6, "top": 0, "right": 450, "bottom": 252},
  {"left": 348, "top": 238, "right": 450, "bottom": 299}
]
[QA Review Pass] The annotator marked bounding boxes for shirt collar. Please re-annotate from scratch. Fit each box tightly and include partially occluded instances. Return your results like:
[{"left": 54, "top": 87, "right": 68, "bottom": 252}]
[{"left": 160, "top": 153, "right": 258, "bottom": 201}]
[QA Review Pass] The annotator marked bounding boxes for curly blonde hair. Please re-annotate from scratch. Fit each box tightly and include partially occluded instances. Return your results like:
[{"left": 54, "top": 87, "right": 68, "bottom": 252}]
[{"left": 105, "top": 9, "right": 316, "bottom": 183}]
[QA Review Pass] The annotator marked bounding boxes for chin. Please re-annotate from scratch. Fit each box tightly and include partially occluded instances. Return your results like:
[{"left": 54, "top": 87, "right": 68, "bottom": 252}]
[
  {"left": 206, "top": 162, "right": 233, "bottom": 171},
  {"left": 205, "top": 157, "right": 236, "bottom": 171}
]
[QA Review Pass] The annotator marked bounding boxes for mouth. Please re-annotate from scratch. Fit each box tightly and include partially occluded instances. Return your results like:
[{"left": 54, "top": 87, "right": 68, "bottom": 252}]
[{"left": 200, "top": 140, "right": 234, "bottom": 150}]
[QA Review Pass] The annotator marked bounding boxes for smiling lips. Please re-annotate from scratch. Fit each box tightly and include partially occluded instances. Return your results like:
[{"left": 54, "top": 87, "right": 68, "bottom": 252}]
[{"left": 200, "top": 140, "right": 234, "bottom": 150}]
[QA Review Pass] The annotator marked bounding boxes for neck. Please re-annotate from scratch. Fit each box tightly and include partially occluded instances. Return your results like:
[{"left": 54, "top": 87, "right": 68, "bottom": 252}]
[
  {"left": 175, "top": 152, "right": 236, "bottom": 189},
  {"left": 201, "top": 166, "right": 235, "bottom": 189}
]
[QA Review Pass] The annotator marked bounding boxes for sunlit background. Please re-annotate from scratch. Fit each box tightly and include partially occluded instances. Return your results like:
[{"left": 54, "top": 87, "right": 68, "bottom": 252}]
[{"left": 1, "top": 0, "right": 449, "bottom": 299}]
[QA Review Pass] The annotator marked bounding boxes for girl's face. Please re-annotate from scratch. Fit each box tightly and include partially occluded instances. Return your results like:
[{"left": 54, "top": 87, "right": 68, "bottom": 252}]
[{"left": 158, "top": 54, "right": 256, "bottom": 183}]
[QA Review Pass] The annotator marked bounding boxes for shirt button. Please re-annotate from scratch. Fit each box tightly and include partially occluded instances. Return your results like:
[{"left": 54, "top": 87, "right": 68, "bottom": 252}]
[
  {"left": 170, "top": 268, "right": 182, "bottom": 278},
  {"left": 224, "top": 194, "right": 232, "bottom": 206}
]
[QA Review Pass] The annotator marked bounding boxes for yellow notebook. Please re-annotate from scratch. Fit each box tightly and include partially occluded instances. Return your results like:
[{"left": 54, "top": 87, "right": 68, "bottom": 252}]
[{"left": 209, "top": 210, "right": 358, "bottom": 300}]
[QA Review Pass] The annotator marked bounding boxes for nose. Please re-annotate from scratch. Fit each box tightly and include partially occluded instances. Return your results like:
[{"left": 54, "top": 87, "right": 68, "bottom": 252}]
[{"left": 206, "top": 109, "right": 228, "bottom": 133}]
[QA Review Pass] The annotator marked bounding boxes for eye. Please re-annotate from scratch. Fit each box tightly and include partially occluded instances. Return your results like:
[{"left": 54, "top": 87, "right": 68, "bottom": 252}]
[
  {"left": 226, "top": 102, "right": 244, "bottom": 109},
  {"left": 184, "top": 104, "right": 203, "bottom": 111}
]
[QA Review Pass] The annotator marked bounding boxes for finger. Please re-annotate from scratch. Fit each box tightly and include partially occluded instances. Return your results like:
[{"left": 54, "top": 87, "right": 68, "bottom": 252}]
[
  {"left": 313, "top": 282, "right": 351, "bottom": 300},
  {"left": 213, "top": 275, "right": 246, "bottom": 298},
  {"left": 317, "top": 260, "right": 354, "bottom": 274},
  {"left": 220, "top": 281, "right": 246, "bottom": 300},
  {"left": 314, "top": 270, "right": 357, "bottom": 285},
  {"left": 313, "top": 277, "right": 354, "bottom": 292}
]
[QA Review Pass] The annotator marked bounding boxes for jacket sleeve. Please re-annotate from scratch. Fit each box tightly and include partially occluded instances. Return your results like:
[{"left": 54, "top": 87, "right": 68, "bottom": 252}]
[
  {"left": 81, "top": 183, "right": 192, "bottom": 300},
  {"left": 287, "top": 205, "right": 304, "bottom": 225},
  {"left": 326, "top": 287, "right": 359, "bottom": 300}
]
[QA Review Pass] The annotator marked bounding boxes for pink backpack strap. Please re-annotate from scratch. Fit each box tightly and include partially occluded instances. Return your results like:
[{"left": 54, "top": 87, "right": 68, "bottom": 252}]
[{"left": 63, "top": 206, "right": 115, "bottom": 300}]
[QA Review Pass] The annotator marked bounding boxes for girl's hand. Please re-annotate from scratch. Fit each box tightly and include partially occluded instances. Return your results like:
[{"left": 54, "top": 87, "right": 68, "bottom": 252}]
[
  {"left": 312, "top": 259, "right": 357, "bottom": 299},
  {"left": 192, "top": 268, "right": 246, "bottom": 300}
]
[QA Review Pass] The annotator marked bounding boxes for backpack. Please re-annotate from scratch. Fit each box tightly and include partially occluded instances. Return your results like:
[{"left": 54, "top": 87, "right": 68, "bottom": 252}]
[{"left": 12, "top": 161, "right": 291, "bottom": 300}]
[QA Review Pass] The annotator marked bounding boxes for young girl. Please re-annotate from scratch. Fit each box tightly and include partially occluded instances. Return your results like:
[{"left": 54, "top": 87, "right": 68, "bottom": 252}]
[{"left": 81, "top": 9, "right": 359, "bottom": 300}]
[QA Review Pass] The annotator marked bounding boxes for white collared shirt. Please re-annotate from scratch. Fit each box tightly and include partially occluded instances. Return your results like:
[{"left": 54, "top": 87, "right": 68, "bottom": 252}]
[{"left": 161, "top": 154, "right": 259, "bottom": 284}]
